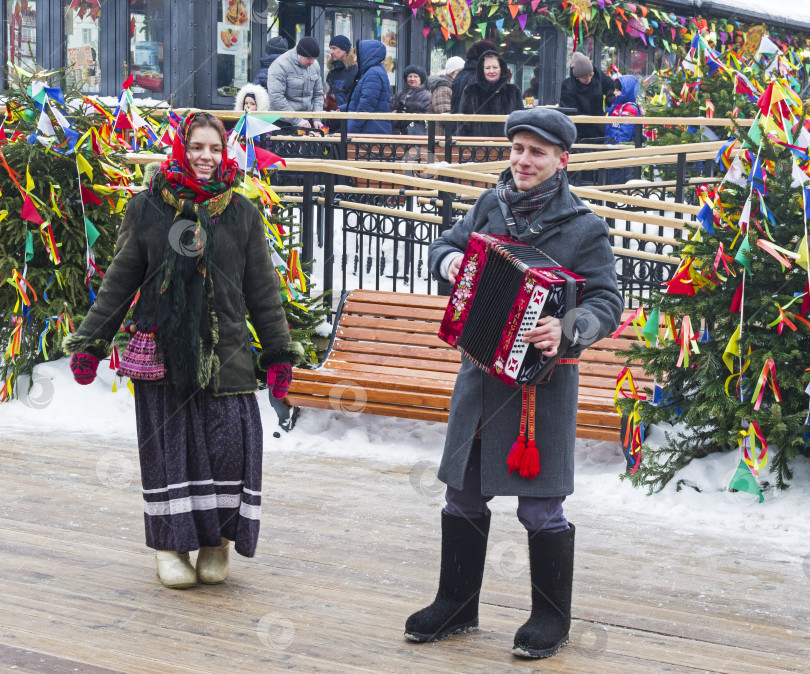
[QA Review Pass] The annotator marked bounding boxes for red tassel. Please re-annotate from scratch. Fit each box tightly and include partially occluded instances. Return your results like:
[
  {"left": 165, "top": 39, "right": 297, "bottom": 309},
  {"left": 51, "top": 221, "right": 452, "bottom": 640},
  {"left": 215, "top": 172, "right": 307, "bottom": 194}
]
[
  {"left": 520, "top": 440, "right": 540, "bottom": 479},
  {"left": 507, "top": 437, "right": 526, "bottom": 475}
]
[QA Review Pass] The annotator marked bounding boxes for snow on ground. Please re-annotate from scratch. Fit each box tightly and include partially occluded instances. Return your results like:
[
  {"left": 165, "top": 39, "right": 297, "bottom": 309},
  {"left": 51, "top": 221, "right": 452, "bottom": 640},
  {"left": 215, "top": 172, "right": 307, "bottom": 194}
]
[{"left": 4, "top": 357, "right": 810, "bottom": 556}]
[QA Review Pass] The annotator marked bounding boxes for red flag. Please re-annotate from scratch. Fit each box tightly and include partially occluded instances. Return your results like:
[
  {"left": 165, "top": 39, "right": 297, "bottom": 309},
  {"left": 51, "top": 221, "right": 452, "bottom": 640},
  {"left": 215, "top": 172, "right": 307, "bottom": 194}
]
[
  {"left": 122, "top": 73, "right": 134, "bottom": 90},
  {"left": 253, "top": 145, "right": 286, "bottom": 170},
  {"left": 730, "top": 282, "right": 744, "bottom": 313},
  {"left": 21, "top": 194, "right": 44, "bottom": 224},
  {"left": 80, "top": 184, "right": 102, "bottom": 205}
]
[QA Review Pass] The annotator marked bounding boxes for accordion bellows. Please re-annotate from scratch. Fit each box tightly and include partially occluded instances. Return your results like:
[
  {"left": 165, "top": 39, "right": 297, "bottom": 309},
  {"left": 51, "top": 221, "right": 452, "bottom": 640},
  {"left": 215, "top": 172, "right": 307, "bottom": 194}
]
[{"left": 439, "top": 233, "right": 584, "bottom": 387}]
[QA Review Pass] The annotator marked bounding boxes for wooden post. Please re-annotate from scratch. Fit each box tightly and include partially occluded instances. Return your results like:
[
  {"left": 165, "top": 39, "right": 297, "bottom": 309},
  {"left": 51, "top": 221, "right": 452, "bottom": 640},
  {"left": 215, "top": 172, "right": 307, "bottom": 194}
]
[
  {"left": 302, "top": 174, "right": 314, "bottom": 268},
  {"left": 675, "top": 152, "right": 687, "bottom": 204},
  {"left": 323, "top": 173, "right": 335, "bottom": 312}
]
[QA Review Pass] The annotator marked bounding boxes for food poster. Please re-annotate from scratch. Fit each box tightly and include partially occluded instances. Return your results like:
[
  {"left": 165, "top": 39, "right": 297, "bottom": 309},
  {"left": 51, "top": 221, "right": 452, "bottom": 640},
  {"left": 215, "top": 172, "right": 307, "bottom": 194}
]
[
  {"left": 218, "top": 0, "right": 249, "bottom": 55},
  {"left": 217, "top": 21, "right": 249, "bottom": 55},
  {"left": 223, "top": 0, "right": 248, "bottom": 27},
  {"left": 378, "top": 18, "right": 398, "bottom": 86}
]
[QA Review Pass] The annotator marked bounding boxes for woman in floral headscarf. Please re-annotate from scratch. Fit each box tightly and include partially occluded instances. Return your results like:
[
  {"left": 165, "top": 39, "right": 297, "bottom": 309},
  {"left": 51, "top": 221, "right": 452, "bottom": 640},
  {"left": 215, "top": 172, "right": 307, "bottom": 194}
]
[{"left": 65, "top": 113, "right": 302, "bottom": 589}]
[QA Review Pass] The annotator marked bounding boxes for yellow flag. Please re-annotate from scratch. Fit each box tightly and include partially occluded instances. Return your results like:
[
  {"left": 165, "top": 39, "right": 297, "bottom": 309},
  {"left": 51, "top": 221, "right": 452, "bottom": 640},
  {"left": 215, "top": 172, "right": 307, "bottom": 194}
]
[
  {"left": 796, "top": 235, "right": 809, "bottom": 271},
  {"left": 76, "top": 153, "right": 94, "bottom": 181},
  {"left": 26, "top": 165, "right": 34, "bottom": 193},
  {"left": 722, "top": 325, "right": 742, "bottom": 373},
  {"left": 763, "top": 115, "right": 786, "bottom": 142}
]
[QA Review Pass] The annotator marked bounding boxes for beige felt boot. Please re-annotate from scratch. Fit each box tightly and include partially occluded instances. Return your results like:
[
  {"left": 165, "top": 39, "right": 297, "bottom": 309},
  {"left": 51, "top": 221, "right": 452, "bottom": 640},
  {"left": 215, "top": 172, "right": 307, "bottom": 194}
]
[
  {"left": 155, "top": 550, "right": 197, "bottom": 589},
  {"left": 196, "top": 538, "right": 230, "bottom": 584}
]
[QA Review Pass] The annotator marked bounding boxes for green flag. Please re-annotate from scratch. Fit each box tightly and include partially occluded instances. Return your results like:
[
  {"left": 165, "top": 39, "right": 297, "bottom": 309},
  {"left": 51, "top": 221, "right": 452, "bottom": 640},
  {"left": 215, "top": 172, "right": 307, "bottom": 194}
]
[
  {"left": 734, "top": 237, "right": 752, "bottom": 275},
  {"left": 25, "top": 230, "right": 34, "bottom": 262},
  {"left": 728, "top": 458, "right": 763, "bottom": 503},
  {"left": 641, "top": 307, "right": 660, "bottom": 343},
  {"left": 84, "top": 216, "right": 100, "bottom": 249}
]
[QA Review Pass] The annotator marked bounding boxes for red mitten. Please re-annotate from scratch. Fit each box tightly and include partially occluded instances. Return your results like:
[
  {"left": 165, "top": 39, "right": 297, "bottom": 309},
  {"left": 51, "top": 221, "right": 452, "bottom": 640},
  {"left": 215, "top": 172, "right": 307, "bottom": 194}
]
[
  {"left": 267, "top": 363, "right": 292, "bottom": 399},
  {"left": 70, "top": 353, "right": 100, "bottom": 385}
]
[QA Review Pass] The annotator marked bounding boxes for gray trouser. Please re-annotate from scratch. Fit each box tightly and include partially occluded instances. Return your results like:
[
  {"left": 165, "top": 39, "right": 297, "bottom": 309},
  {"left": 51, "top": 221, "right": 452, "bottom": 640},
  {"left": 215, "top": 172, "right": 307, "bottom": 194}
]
[{"left": 443, "top": 439, "right": 569, "bottom": 533}]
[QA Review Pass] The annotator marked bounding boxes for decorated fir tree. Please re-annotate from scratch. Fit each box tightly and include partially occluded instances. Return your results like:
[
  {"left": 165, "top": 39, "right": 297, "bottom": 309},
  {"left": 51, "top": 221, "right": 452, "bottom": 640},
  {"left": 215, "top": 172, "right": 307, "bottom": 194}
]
[
  {"left": 617, "top": 80, "right": 810, "bottom": 495},
  {"left": 0, "top": 64, "right": 134, "bottom": 398},
  {"left": 254, "top": 201, "right": 330, "bottom": 367}
]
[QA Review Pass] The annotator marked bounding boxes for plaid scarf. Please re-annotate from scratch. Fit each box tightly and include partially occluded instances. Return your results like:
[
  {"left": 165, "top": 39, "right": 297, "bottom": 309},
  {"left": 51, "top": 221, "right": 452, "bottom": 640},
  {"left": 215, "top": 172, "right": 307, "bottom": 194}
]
[{"left": 496, "top": 170, "right": 563, "bottom": 234}]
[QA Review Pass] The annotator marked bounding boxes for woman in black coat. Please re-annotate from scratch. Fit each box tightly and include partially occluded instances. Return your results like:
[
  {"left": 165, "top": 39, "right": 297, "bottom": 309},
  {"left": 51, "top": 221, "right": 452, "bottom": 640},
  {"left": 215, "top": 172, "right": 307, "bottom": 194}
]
[
  {"left": 457, "top": 51, "right": 523, "bottom": 137},
  {"left": 390, "top": 64, "right": 431, "bottom": 135}
]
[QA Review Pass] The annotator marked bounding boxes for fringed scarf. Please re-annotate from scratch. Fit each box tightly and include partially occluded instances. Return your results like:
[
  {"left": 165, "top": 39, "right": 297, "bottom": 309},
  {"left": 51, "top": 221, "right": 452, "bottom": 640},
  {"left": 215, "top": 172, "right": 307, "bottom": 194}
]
[
  {"left": 151, "top": 113, "right": 237, "bottom": 401},
  {"left": 495, "top": 170, "right": 563, "bottom": 235}
]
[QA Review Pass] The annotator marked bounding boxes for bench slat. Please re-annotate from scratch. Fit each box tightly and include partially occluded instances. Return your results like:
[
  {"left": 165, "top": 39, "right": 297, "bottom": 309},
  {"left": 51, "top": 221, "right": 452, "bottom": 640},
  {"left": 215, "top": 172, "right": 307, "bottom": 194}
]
[
  {"left": 333, "top": 339, "right": 461, "bottom": 363},
  {"left": 293, "top": 365, "right": 457, "bottom": 390},
  {"left": 337, "top": 314, "right": 448, "bottom": 335},
  {"left": 341, "top": 299, "right": 447, "bottom": 322},
  {"left": 329, "top": 352, "right": 462, "bottom": 374},
  {"left": 284, "top": 394, "right": 452, "bottom": 423},
  {"left": 287, "top": 380, "right": 453, "bottom": 408},
  {"left": 336, "top": 327, "right": 449, "bottom": 349},
  {"left": 342, "top": 289, "right": 450, "bottom": 310}
]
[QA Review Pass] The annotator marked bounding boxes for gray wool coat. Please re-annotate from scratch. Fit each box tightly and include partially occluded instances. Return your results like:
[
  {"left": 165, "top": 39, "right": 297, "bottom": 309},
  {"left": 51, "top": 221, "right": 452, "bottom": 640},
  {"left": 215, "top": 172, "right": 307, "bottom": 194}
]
[
  {"left": 266, "top": 49, "right": 324, "bottom": 126},
  {"left": 428, "top": 171, "right": 623, "bottom": 497}
]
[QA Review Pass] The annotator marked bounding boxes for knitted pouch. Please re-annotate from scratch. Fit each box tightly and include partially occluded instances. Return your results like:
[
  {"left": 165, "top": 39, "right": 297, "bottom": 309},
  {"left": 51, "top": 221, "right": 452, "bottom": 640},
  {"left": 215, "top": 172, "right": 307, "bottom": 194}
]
[{"left": 117, "top": 330, "right": 165, "bottom": 380}]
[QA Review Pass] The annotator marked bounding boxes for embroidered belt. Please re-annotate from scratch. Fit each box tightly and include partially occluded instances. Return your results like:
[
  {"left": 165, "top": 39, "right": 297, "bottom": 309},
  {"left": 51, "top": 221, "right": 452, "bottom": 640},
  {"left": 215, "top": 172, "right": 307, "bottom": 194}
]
[{"left": 556, "top": 358, "right": 579, "bottom": 365}]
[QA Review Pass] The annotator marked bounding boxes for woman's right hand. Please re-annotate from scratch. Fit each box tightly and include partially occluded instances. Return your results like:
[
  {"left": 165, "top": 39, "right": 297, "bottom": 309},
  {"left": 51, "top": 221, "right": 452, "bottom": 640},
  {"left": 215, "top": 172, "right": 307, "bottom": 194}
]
[{"left": 70, "top": 353, "right": 101, "bottom": 385}]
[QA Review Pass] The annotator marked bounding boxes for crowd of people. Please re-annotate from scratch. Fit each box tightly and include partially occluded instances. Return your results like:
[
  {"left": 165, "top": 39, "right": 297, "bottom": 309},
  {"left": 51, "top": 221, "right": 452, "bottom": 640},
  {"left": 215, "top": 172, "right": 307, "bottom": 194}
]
[{"left": 232, "top": 34, "right": 641, "bottom": 149}]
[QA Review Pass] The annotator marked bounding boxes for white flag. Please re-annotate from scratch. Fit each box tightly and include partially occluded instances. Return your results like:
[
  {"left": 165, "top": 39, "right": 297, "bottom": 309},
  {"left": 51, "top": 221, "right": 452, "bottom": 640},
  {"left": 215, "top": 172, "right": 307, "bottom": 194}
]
[
  {"left": 37, "top": 109, "right": 55, "bottom": 136},
  {"left": 739, "top": 196, "right": 752, "bottom": 229},
  {"left": 726, "top": 157, "right": 748, "bottom": 187},
  {"left": 791, "top": 159, "right": 810, "bottom": 188}
]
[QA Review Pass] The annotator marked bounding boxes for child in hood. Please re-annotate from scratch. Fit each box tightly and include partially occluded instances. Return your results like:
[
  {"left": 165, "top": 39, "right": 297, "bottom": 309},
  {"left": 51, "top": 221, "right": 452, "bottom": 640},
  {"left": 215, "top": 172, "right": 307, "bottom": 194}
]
[{"left": 605, "top": 75, "right": 641, "bottom": 184}]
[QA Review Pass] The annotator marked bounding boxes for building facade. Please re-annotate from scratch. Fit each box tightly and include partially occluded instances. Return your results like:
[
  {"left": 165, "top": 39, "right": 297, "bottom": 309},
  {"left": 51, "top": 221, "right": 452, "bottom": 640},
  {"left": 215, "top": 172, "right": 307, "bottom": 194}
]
[{"left": 2, "top": 0, "right": 808, "bottom": 109}]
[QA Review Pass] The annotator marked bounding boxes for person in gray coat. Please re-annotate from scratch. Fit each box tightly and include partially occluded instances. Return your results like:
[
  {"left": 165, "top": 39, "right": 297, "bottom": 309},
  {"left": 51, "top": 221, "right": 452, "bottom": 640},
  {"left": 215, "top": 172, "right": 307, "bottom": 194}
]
[
  {"left": 266, "top": 37, "right": 324, "bottom": 129},
  {"left": 405, "top": 108, "right": 623, "bottom": 659}
]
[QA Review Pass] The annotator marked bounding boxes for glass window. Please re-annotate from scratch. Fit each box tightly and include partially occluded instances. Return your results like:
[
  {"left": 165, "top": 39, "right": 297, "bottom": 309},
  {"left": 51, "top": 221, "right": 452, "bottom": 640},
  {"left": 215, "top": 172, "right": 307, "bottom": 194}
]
[
  {"left": 215, "top": 0, "right": 251, "bottom": 97},
  {"left": 324, "top": 11, "right": 352, "bottom": 62},
  {"left": 64, "top": 0, "right": 100, "bottom": 94},
  {"left": 628, "top": 49, "right": 650, "bottom": 76},
  {"left": 6, "top": 0, "right": 36, "bottom": 74},
  {"left": 373, "top": 14, "right": 397, "bottom": 89},
  {"left": 129, "top": 0, "right": 165, "bottom": 96}
]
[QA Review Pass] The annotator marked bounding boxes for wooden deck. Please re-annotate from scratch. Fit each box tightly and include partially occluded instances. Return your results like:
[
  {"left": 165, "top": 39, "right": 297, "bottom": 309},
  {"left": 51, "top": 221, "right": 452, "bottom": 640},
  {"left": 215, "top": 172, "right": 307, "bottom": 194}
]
[{"left": 1, "top": 430, "right": 808, "bottom": 673}]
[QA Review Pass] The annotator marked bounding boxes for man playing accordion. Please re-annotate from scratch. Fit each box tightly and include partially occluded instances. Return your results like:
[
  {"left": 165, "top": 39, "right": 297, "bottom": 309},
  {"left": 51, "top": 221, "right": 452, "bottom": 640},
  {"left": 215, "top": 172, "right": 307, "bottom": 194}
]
[{"left": 406, "top": 108, "right": 623, "bottom": 660}]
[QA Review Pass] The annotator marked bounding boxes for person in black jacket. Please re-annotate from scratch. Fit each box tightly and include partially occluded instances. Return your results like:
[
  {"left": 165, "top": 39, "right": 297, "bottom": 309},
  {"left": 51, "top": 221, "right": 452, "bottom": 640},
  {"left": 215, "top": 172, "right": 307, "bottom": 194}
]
[
  {"left": 391, "top": 65, "right": 431, "bottom": 135},
  {"left": 558, "top": 51, "right": 615, "bottom": 142},
  {"left": 325, "top": 35, "right": 358, "bottom": 112},
  {"left": 450, "top": 40, "right": 497, "bottom": 114},
  {"left": 254, "top": 36, "right": 289, "bottom": 89},
  {"left": 457, "top": 51, "right": 523, "bottom": 137}
]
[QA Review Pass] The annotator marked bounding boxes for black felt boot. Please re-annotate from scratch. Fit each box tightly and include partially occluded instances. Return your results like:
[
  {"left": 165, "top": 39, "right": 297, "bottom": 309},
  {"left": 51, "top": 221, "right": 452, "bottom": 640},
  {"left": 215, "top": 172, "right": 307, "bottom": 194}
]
[
  {"left": 512, "top": 523, "right": 575, "bottom": 659},
  {"left": 404, "top": 510, "right": 490, "bottom": 643}
]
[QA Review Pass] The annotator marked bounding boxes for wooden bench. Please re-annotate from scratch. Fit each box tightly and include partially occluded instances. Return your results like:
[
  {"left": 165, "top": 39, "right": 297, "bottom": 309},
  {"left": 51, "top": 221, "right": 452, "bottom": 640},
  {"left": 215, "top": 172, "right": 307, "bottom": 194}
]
[{"left": 285, "top": 290, "right": 651, "bottom": 441}]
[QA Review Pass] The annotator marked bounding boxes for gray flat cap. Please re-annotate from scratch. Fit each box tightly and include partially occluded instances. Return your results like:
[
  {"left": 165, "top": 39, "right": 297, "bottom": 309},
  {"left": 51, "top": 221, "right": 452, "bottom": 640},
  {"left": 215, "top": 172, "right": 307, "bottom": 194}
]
[{"left": 505, "top": 108, "right": 577, "bottom": 152}]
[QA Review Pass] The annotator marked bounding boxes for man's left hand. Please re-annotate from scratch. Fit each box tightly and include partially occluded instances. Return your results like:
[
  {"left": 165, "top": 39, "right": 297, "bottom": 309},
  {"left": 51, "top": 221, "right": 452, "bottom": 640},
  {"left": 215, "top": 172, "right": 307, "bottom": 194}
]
[
  {"left": 523, "top": 316, "right": 562, "bottom": 357},
  {"left": 312, "top": 120, "right": 324, "bottom": 129}
]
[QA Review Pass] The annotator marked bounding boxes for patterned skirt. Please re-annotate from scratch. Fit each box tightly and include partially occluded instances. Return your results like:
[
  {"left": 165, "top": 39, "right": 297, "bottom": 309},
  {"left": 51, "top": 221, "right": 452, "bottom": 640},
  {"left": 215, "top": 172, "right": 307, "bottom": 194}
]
[{"left": 134, "top": 382, "right": 263, "bottom": 557}]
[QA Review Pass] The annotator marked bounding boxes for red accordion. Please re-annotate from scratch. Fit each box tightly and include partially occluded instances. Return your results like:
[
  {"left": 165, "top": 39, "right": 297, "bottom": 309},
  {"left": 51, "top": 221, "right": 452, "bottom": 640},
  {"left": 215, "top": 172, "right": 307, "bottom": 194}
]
[{"left": 438, "top": 233, "right": 585, "bottom": 386}]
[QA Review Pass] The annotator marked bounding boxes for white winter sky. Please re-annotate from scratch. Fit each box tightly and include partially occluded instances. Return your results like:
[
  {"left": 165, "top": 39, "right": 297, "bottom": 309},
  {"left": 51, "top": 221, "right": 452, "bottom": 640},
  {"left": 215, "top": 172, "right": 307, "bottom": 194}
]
[{"left": 711, "top": 0, "right": 810, "bottom": 27}]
